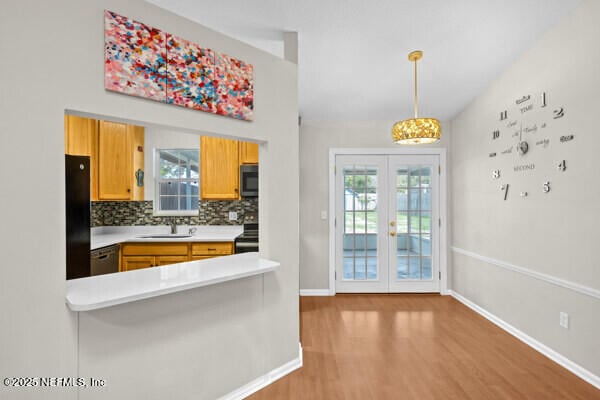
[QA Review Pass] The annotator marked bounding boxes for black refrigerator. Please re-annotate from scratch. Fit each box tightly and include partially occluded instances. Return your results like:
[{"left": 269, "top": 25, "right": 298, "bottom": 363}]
[{"left": 65, "top": 155, "right": 91, "bottom": 279}]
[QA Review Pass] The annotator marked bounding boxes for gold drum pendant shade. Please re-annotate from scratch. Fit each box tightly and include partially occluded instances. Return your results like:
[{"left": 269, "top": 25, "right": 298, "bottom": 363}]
[{"left": 392, "top": 50, "right": 441, "bottom": 144}]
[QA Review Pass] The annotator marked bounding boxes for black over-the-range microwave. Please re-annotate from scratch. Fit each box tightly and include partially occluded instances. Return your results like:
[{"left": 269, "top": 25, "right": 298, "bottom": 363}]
[{"left": 240, "top": 165, "right": 258, "bottom": 197}]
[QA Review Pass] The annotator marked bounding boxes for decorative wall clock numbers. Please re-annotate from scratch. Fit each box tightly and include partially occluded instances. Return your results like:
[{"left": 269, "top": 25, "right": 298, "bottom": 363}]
[{"left": 489, "top": 91, "right": 572, "bottom": 201}]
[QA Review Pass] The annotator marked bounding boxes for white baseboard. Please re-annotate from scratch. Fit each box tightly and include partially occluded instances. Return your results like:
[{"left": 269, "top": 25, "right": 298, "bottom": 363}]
[
  {"left": 299, "top": 289, "right": 331, "bottom": 296},
  {"left": 218, "top": 343, "right": 303, "bottom": 400},
  {"left": 449, "top": 290, "right": 600, "bottom": 390}
]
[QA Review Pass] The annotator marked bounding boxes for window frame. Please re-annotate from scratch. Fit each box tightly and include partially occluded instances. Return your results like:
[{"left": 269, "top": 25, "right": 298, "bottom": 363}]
[{"left": 153, "top": 148, "right": 200, "bottom": 216}]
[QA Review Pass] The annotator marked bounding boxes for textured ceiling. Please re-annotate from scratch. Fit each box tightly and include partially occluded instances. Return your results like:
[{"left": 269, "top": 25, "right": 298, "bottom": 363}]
[{"left": 148, "top": 0, "right": 582, "bottom": 123}]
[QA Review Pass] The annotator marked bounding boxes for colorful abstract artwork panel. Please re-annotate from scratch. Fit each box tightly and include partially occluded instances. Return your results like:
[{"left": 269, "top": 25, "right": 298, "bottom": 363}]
[
  {"left": 215, "top": 53, "right": 254, "bottom": 121},
  {"left": 104, "top": 10, "right": 167, "bottom": 102},
  {"left": 166, "top": 34, "right": 216, "bottom": 113},
  {"left": 104, "top": 10, "right": 254, "bottom": 121}
]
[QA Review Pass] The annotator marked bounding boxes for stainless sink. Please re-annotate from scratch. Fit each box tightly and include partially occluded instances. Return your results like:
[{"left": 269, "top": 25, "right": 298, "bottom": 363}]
[{"left": 137, "top": 234, "right": 193, "bottom": 239}]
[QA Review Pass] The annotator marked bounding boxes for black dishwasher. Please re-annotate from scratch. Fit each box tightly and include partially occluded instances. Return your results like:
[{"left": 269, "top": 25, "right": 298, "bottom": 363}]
[{"left": 90, "top": 244, "right": 119, "bottom": 276}]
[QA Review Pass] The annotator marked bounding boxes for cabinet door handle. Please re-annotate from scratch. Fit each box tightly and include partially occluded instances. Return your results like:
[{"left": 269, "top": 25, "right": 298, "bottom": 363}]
[
  {"left": 208, "top": 248, "right": 217, "bottom": 251},
  {"left": 127, "top": 188, "right": 131, "bottom": 193}
]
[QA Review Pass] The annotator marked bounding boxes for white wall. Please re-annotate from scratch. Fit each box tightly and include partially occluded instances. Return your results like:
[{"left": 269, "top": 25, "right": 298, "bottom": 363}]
[
  {"left": 299, "top": 120, "right": 450, "bottom": 290},
  {"left": 0, "top": 1, "right": 298, "bottom": 399},
  {"left": 450, "top": 0, "right": 600, "bottom": 378}
]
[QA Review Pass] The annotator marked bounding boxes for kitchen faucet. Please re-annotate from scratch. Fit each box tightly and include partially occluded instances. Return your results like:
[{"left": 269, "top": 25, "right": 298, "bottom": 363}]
[{"left": 170, "top": 220, "right": 177, "bottom": 234}]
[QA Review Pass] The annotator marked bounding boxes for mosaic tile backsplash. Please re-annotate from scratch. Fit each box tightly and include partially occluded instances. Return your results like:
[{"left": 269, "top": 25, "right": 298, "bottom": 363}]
[{"left": 91, "top": 199, "right": 258, "bottom": 227}]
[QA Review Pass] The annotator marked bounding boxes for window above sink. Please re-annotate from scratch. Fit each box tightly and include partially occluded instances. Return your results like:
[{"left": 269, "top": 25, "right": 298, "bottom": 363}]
[{"left": 154, "top": 148, "right": 200, "bottom": 216}]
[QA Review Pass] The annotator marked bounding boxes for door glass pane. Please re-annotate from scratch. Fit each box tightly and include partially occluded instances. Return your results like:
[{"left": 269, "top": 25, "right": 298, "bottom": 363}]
[
  {"left": 421, "top": 235, "right": 431, "bottom": 256},
  {"left": 421, "top": 167, "right": 431, "bottom": 186},
  {"left": 408, "top": 211, "right": 420, "bottom": 233},
  {"left": 397, "top": 234, "right": 408, "bottom": 255},
  {"left": 422, "top": 257, "right": 432, "bottom": 280},
  {"left": 409, "top": 166, "right": 420, "bottom": 187},
  {"left": 396, "top": 211, "right": 408, "bottom": 233},
  {"left": 409, "top": 257, "right": 420, "bottom": 279},
  {"left": 397, "top": 167, "right": 408, "bottom": 187},
  {"left": 408, "top": 189, "right": 420, "bottom": 210},
  {"left": 397, "top": 256, "right": 408, "bottom": 279},
  {"left": 343, "top": 164, "right": 379, "bottom": 281},
  {"left": 395, "top": 164, "right": 433, "bottom": 281},
  {"left": 421, "top": 211, "right": 431, "bottom": 234}
]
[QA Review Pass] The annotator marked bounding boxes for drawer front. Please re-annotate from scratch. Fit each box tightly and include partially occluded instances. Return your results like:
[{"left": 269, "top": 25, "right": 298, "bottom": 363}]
[
  {"left": 121, "top": 256, "right": 154, "bottom": 271},
  {"left": 191, "top": 242, "right": 233, "bottom": 256},
  {"left": 155, "top": 255, "right": 189, "bottom": 266},
  {"left": 122, "top": 243, "right": 189, "bottom": 256}
]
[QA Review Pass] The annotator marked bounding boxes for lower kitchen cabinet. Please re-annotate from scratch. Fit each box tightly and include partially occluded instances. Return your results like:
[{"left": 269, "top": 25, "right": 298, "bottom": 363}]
[
  {"left": 120, "top": 242, "right": 233, "bottom": 271},
  {"left": 155, "top": 255, "right": 189, "bottom": 266},
  {"left": 121, "top": 256, "right": 155, "bottom": 271},
  {"left": 191, "top": 242, "right": 233, "bottom": 259}
]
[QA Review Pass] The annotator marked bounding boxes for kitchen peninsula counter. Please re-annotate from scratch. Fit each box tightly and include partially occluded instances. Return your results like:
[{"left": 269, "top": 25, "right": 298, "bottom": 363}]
[{"left": 67, "top": 252, "right": 277, "bottom": 311}]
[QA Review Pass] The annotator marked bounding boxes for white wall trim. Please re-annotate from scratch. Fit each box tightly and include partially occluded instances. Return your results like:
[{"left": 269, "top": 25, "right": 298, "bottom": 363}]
[
  {"left": 328, "top": 148, "right": 448, "bottom": 295},
  {"left": 451, "top": 246, "right": 600, "bottom": 300},
  {"left": 300, "top": 289, "right": 332, "bottom": 296},
  {"left": 218, "top": 343, "right": 303, "bottom": 400},
  {"left": 449, "top": 290, "right": 600, "bottom": 390}
]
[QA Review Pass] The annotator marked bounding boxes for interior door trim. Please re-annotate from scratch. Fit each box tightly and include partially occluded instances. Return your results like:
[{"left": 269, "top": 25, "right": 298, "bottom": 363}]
[{"left": 328, "top": 147, "right": 448, "bottom": 295}]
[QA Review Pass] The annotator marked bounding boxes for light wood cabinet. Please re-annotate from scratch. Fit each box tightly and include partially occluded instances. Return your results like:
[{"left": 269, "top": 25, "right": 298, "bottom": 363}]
[
  {"left": 239, "top": 141, "right": 259, "bottom": 164},
  {"left": 155, "top": 255, "right": 189, "bottom": 266},
  {"left": 200, "top": 136, "right": 240, "bottom": 200},
  {"left": 64, "top": 115, "right": 99, "bottom": 200},
  {"left": 65, "top": 116, "right": 144, "bottom": 201},
  {"left": 120, "top": 241, "right": 233, "bottom": 271},
  {"left": 121, "top": 243, "right": 188, "bottom": 271},
  {"left": 121, "top": 256, "right": 154, "bottom": 271},
  {"left": 98, "top": 121, "right": 132, "bottom": 200},
  {"left": 191, "top": 242, "right": 234, "bottom": 259}
]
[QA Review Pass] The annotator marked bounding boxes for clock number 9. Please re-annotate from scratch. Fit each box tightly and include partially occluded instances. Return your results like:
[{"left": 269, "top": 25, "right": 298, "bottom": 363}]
[
  {"left": 492, "top": 169, "right": 500, "bottom": 179},
  {"left": 543, "top": 181, "right": 551, "bottom": 193}
]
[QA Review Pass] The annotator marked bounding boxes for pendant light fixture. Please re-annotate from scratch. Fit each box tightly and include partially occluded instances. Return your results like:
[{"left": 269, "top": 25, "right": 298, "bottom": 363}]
[{"left": 392, "top": 50, "right": 441, "bottom": 144}]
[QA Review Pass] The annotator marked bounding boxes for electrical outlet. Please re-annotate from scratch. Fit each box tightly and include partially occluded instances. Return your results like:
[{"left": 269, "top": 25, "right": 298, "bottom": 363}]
[
  {"left": 559, "top": 312, "right": 569, "bottom": 329},
  {"left": 228, "top": 211, "right": 238, "bottom": 221}
]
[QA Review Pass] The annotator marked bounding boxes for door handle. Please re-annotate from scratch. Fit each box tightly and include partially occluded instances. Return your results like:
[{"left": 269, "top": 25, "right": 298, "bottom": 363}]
[
  {"left": 390, "top": 231, "right": 396, "bottom": 237},
  {"left": 390, "top": 221, "right": 396, "bottom": 227}
]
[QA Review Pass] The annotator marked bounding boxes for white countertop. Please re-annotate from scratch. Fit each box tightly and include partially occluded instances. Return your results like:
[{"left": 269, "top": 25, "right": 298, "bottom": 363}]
[
  {"left": 91, "top": 225, "right": 243, "bottom": 250},
  {"left": 66, "top": 252, "right": 277, "bottom": 311}
]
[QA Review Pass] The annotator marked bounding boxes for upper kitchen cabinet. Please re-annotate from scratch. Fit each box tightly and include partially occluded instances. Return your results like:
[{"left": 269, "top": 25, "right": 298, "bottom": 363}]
[
  {"left": 239, "top": 141, "right": 259, "bottom": 164},
  {"left": 64, "top": 115, "right": 99, "bottom": 200},
  {"left": 98, "top": 121, "right": 144, "bottom": 201},
  {"left": 200, "top": 136, "right": 240, "bottom": 200}
]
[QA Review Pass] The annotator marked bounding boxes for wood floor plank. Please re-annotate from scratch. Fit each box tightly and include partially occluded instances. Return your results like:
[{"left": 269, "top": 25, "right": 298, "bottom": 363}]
[{"left": 248, "top": 295, "right": 600, "bottom": 400}]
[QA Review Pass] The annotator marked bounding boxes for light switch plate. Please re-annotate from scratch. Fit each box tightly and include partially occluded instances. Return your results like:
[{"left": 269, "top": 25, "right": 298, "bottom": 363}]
[
  {"left": 320, "top": 211, "right": 327, "bottom": 220},
  {"left": 229, "top": 211, "right": 238, "bottom": 221}
]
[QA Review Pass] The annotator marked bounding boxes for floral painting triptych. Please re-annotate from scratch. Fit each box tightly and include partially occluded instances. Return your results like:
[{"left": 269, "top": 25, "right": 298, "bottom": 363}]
[{"left": 104, "top": 10, "right": 254, "bottom": 121}]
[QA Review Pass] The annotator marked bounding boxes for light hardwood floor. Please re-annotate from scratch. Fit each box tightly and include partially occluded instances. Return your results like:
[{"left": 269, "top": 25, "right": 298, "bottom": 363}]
[{"left": 248, "top": 294, "right": 600, "bottom": 400}]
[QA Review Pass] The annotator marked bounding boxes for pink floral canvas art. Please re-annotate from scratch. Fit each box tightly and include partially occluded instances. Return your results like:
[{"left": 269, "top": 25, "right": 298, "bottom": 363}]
[
  {"left": 104, "top": 10, "right": 254, "bottom": 121},
  {"left": 166, "top": 34, "right": 216, "bottom": 113},
  {"left": 104, "top": 10, "right": 167, "bottom": 102},
  {"left": 215, "top": 53, "right": 254, "bottom": 121}
]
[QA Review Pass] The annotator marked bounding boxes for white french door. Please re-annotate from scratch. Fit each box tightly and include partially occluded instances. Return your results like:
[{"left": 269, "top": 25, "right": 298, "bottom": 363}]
[{"left": 335, "top": 154, "right": 440, "bottom": 293}]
